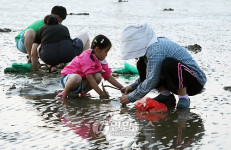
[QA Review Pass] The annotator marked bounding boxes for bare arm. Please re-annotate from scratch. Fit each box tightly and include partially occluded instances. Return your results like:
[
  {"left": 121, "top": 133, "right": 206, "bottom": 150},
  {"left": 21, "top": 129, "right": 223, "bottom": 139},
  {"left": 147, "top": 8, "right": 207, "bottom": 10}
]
[
  {"left": 31, "top": 43, "right": 39, "bottom": 71},
  {"left": 107, "top": 76, "right": 123, "bottom": 90},
  {"left": 86, "top": 74, "right": 104, "bottom": 96}
]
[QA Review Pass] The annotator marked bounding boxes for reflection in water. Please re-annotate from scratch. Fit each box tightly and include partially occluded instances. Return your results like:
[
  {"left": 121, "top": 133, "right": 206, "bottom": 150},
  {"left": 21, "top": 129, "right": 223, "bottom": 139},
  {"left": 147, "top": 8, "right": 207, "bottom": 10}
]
[
  {"left": 22, "top": 93, "right": 204, "bottom": 149},
  {"left": 135, "top": 109, "right": 167, "bottom": 122},
  {"left": 131, "top": 108, "right": 204, "bottom": 149},
  {"left": 27, "top": 95, "right": 114, "bottom": 149},
  {"left": 60, "top": 99, "right": 111, "bottom": 143}
]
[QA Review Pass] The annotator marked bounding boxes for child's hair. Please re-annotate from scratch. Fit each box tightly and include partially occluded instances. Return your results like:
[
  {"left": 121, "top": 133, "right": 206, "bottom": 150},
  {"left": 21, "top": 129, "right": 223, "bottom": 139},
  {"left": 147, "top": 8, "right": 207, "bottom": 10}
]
[
  {"left": 44, "top": 15, "right": 59, "bottom": 25},
  {"left": 51, "top": 6, "right": 67, "bottom": 20},
  {"left": 91, "top": 34, "right": 112, "bottom": 50}
]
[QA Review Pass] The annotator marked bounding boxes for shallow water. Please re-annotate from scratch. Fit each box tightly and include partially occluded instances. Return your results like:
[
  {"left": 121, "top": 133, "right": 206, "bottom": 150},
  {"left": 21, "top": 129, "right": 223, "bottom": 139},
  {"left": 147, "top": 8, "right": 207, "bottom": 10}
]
[{"left": 1, "top": 0, "right": 231, "bottom": 149}]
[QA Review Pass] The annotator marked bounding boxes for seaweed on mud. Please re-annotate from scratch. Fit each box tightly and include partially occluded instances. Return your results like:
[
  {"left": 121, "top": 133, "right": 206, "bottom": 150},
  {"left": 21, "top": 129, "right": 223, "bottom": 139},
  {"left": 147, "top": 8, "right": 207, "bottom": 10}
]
[
  {"left": 118, "top": 0, "right": 128, "bottom": 2},
  {"left": 184, "top": 44, "right": 202, "bottom": 53},
  {"left": 163, "top": 8, "right": 174, "bottom": 11},
  {"left": 224, "top": 86, "right": 231, "bottom": 92},
  {"left": 68, "top": 13, "right": 89, "bottom": 15},
  {"left": 0, "top": 28, "right": 11, "bottom": 32}
]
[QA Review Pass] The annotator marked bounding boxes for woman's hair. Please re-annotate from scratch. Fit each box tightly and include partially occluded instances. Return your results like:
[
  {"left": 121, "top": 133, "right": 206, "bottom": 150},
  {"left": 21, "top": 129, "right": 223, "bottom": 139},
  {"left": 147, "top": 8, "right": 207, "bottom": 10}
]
[
  {"left": 51, "top": 6, "right": 67, "bottom": 20},
  {"left": 44, "top": 15, "right": 59, "bottom": 25},
  {"left": 91, "top": 34, "right": 112, "bottom": 50}
]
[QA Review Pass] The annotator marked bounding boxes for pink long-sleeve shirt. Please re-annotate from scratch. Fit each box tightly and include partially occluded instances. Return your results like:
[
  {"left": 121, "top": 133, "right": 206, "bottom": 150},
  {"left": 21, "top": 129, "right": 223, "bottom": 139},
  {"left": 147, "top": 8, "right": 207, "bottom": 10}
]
[{"left": 61, "top": 49, "right": 112, "bottom": 80}]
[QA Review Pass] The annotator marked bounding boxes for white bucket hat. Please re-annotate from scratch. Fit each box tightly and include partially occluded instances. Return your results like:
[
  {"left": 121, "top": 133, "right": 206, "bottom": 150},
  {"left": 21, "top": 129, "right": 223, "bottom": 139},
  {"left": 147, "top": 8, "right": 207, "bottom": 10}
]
[{"left": 120, "top": 23, "right": 158, "bottom": 60}]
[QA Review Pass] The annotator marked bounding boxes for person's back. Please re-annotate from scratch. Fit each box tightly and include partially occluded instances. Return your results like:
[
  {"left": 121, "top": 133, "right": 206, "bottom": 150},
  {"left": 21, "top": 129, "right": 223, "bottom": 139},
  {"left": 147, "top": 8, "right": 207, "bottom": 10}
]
[
  {"left": 61, "top": 49, "right": 110, "bottom": 77},
  {"left": 33, "top": 15, "right": 81, "bottom": 66},
  {"left": 35, "top": 24, "right": 71, "bottom": 45},
  {"left": 15, "top": 19, "right": 44, "bottom": 43},
  {"left": 148, "top": 37, "right": 206, "bottom": 85},
  {"left": 31, "top": 14, "right": 90, "bottom": 72}
]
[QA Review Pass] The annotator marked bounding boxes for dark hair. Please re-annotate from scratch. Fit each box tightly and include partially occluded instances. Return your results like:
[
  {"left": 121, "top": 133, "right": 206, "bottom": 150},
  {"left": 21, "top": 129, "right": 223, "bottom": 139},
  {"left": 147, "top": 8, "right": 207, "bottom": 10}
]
[
  {"left": 44, "top": 15, "right": 59, "bottom": 25},
  {"left": 51, "top": 6, "right": 67, "bottom": 20},
  {"left": 91, "top": 34, "right": 112, "bottom": 50}
]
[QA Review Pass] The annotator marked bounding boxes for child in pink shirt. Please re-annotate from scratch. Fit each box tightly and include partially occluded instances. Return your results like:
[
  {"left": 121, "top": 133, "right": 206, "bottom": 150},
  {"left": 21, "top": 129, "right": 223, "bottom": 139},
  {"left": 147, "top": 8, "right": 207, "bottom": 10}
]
[{"left": 56, "top": 34, "right": 124, "bottom": 99}]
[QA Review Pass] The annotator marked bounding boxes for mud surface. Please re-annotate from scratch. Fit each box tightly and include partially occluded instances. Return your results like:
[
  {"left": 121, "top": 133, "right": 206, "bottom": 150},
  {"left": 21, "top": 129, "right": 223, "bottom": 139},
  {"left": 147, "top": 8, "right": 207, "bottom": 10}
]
[{"left": 0, "top": 0, "right": 231, "bottom": 149}]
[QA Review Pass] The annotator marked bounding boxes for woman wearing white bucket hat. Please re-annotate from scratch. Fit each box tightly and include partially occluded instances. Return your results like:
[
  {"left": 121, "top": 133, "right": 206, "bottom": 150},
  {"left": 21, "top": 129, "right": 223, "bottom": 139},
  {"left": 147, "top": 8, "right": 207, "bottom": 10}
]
[{"left": 120, "top": 23, "right": 206, "bottom": 109}]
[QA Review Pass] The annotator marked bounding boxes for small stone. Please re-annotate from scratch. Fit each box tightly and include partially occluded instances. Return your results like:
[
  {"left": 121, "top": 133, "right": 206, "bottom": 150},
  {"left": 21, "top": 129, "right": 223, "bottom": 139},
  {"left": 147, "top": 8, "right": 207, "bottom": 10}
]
[
  {"left": 0, "top": 28, "right": 11, "bottom": 32},
  {"left": 9, "top": 84, "right": 16, "bottom": 90},
  {"left": 163, "top": 8, "right": 174, "bottom": 11},
  {"left": 68, "top": 13, "right": 89, "bottom": 15},
  {"left": 112, "top": 73, "right": 119, "bottom": 77},
  {"left": 224, "top": 86, "right": 231, "bottom": 92},
  {"left": 185, "top": 44, "right": 202, "bottom": 53}
]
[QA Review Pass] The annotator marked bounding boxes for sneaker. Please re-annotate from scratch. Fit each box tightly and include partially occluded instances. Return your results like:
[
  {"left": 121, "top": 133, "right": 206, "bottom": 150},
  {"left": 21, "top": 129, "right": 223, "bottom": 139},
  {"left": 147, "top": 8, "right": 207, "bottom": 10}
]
[
  {"left": 79, "top": 92, "right": 91, "bottom": 97},
  {"left": 26, "top": 55, "right": 32, "bottom": 64},
  {"left": 177, "top": 98, "right": 190, "bottom": 109},
  {"left": 154, "top": 94, "right": 176, "bottom": 108},
  {"left": 55, "top": 91, "right": 67, "bottom": 100}
]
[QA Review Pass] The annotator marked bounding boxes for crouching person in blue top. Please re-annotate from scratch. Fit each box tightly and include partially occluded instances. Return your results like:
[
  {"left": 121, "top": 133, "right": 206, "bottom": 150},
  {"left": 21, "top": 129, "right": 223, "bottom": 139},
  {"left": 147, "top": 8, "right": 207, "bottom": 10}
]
[{"left": 119, "top": 23, "right": 207, "bottom": 109}]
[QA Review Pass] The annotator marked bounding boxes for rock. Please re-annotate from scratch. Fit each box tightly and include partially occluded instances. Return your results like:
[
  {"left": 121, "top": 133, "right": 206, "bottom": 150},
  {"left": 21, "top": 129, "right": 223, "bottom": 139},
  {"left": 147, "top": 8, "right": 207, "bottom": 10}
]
[
  {"left": 118, "top": 0, "right": 128, "bottom": 2},
  {"left": 0, "top": 28, "right": 11, "bottom": 32},
  {"left": 185, "top": 44, "right": 202, "bottom": 53},
  {"left": 8, "top": 84, "right": 16, "bottom": 90},
  {"left": 112, "top": 73, "right": 119, "bottom": 77},
  {"left": 68, "top": 13, "right": 89, "bottom": 15},
  {"left": 224, "top": 86, "right": 231, "bottom": 92},
  {"left": 163, "top": 8, "right": 174, "bottom": 11}
]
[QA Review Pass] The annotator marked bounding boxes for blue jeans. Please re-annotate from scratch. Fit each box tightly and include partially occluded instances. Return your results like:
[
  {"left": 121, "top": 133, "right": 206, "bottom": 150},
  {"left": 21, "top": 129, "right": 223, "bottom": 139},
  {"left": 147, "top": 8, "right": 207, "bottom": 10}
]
[
  {"left": 61, "top": 74, "right": 84, "bottom": 94},
  {"left": 16, "top": 32, "right": 27, "bottom": 53}
]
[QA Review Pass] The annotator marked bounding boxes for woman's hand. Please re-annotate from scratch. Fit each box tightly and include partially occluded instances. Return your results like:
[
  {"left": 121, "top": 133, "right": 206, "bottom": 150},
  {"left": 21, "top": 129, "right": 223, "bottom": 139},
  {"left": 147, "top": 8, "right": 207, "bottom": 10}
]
[
  {"left": 121, "top": 86, "right": 133, "bottom": 94},
  {"left": 120, "top": 95, "right": 129, "bottom": 104}
]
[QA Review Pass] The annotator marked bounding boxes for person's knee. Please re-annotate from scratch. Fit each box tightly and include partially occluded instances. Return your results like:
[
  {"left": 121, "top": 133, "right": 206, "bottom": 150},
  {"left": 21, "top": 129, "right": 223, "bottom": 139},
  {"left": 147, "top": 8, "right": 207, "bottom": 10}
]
[
  {"left": 69, "top": 74, "right": 82, "bottom": 83},
  {"left": 77, "top": 32, "right": 90, "bottom": 50},
  {"left": 94, "top": 73, "right": 102, "bottom": 84},
  {"left": 79, "top": 32, "right": 89, "bottom": 43},
  {"left": 24, "top": 29, "right": 36, "bottom": 40}
]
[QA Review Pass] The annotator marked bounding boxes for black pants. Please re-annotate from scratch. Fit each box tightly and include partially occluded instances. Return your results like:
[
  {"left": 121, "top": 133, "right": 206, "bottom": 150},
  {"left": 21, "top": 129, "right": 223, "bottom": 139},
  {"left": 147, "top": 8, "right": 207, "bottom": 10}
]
[
  {"left": 39, "top": 39, "right": 83, "bottom": 66},
  {"left": 137, "top": 57, "right": 203, "bottom": 96},
  {"left": 137, "top": 57, "right": 147, "bottom": 82}
]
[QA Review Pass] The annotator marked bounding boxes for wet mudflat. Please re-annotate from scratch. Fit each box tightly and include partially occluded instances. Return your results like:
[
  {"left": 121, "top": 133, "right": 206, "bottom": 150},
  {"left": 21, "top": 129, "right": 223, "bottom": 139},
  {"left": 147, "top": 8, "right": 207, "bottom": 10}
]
[{"left": 1, "top": 0, "right": 231, "bottom": 149}]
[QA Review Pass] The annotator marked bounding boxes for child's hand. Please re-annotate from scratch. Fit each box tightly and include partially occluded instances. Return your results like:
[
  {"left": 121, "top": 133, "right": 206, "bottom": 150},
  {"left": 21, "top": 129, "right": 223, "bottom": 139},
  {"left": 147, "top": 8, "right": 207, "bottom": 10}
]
[
  {"left": 100, "top": 93, "right": 109, "bottom": 99},
  {"left": 102, "top": 82, "right": 109, "bottom": 95},
  {"left": 120, "top": 87, "right": 125, "bottom": 94}
]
